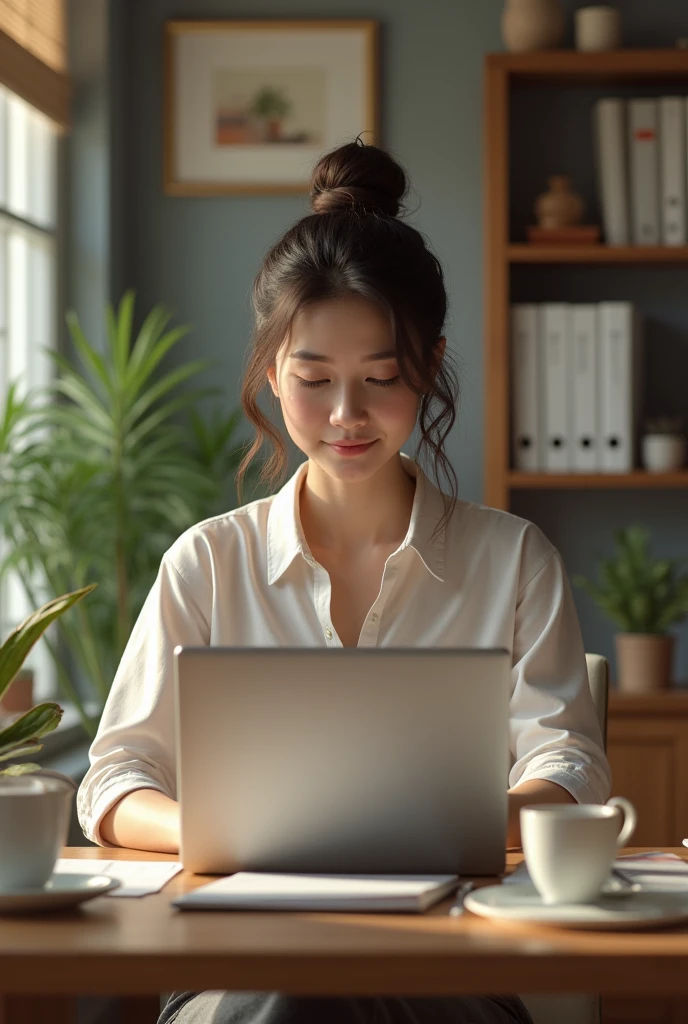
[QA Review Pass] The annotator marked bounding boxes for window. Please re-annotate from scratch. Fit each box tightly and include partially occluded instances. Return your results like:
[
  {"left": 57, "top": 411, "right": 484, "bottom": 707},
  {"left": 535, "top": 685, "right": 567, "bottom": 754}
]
[
  {"left": 0, "top": 83, "right": 58, "bottom": 701},
  {"left": 0, "top": 0, "right": 66, "bottom": 72}
]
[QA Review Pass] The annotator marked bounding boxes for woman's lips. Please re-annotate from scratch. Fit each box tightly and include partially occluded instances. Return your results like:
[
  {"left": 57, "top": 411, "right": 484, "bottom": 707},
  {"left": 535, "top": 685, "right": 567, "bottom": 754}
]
[{"left": 327, "top": 440, "right": 377, "bottom": 457}]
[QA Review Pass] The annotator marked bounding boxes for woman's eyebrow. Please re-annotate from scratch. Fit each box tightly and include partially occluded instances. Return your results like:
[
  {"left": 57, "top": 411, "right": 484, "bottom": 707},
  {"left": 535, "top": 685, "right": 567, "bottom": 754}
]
[{"left": 290, "top": 349, "right": 397, "bottom": 363}]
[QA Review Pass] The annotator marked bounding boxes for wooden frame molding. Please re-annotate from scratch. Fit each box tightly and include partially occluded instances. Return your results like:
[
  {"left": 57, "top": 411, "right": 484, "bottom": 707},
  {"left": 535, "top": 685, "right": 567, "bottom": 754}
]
[
  {"left": 163, "top": 19, "right": 379, "bottom": 196},
  {"left": 0, "top": 28, "right": 70, "bottom": 129}
]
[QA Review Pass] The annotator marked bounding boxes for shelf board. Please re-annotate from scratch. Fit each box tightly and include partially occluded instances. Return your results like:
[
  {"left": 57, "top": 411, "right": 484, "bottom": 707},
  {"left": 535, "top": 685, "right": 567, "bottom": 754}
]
[
  {"left": 508, "top": 471, "right": 688, "bottom": 490},
  {"left": 507, "top": 245, "right": 688, "bottom": 264},
  {"left": 487, "top": 49, "right": 688, "bottom": 84}
]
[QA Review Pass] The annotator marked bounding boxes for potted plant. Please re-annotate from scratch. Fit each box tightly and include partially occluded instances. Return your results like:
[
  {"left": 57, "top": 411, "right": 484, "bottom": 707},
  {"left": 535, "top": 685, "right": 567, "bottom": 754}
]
[
  {"left": 641, "top": 417, "right": 687, "bottom": 473},
  {"left": 0, "top": 292, "right": 250, "bottom": 737},
  {"left": 0, "top": 585, "right": 95, "bottom": 777},
  {"left": 575, "top": 527, "right": 688, "bottom": 693},
  {"left": 248, "top": 85, "right": 292, "bottom": 141}
]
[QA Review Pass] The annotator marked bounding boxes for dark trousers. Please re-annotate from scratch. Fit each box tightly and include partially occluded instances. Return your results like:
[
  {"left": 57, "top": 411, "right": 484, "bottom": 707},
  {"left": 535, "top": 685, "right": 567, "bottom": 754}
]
[{"left": 158, "top": 992, "right": 533, "bottom": 1024}]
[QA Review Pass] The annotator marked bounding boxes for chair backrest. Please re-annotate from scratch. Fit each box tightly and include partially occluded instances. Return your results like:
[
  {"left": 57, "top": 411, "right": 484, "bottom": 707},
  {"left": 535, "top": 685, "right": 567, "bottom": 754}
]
[{"left": 585, "top": 653, "right": 609, "bottom": 752}]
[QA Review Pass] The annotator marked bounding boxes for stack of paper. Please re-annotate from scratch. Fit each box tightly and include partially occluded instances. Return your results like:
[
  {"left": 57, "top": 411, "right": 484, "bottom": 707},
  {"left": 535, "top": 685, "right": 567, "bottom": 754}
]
[
  {"left": 172, "top": 872, "right": 459, "bottom": 913},
  {"left": 505, "top": 852, "right": 688, "bottom": 893},
  {"left": 54, "top": 859, "right": 183, "bottom": 897},
  {"left": 616, "top": 851, "right": 688, "bottom": 891}
]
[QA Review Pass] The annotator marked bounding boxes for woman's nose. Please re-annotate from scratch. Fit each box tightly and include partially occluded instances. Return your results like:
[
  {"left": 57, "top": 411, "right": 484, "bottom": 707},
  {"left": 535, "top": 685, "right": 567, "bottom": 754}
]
[{"left": 330, "top": 386, "right": 368, "bottom": 429}]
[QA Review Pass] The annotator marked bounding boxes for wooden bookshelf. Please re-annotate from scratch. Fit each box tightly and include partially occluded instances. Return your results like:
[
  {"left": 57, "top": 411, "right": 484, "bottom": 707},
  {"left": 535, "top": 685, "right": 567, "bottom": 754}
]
[
  {"left": 508, "top": 244, "right": 688, "bottom": 264},
  {"left": 508, "top": 471, "right": 688, "bottom": 490},
  {"left": 483, "top": 49, "right": 688, "bottom": 511},
  {"left": 487, "top": 48, "right": 688, "bottom": 83}
]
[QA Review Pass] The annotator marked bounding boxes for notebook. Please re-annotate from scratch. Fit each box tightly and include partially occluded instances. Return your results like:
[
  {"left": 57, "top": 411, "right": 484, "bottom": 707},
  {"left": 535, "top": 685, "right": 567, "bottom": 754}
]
[{"left": 172, "top": 873, "right": 459, "bottom": 913}]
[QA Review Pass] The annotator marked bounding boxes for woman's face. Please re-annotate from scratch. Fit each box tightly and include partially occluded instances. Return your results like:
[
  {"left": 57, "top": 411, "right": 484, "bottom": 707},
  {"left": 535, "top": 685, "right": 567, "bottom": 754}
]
[{"left": 267, "top": 295, "right": 420, "bottom": 484}]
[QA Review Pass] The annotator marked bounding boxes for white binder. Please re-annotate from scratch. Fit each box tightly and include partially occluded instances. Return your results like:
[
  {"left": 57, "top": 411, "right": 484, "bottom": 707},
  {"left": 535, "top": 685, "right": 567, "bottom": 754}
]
[
  {"left": 629, "top": 99, "right": 660, "bottom": 245},
  {"left": 540, "top": 304, "right": 571, "bottom": 473},
  {"left": 570, "top": 305, "right": 599, "bottom": 472},
  {"left": 594, "top": 99, "right": 630, "bottom": 246},
  {"left": 659, "top": 97, "right": 686, "bottom": 246},
  {"left": 598, "top": 303, "right": 642, "bottom": 473},
  {"left": 511, "top": 304, "right": 541, "bottom": 472}
]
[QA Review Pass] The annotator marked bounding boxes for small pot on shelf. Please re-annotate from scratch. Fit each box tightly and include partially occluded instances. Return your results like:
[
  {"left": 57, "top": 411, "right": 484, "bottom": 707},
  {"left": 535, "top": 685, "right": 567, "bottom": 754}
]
[
  {"left": 615, "top": 633, "right": 675, "bottom": 693},
  {"left": 501, "top": 0, "right": 565, "bottom": 53},
  {"left": 641, "top": 418, "right": 687, "bottom": 473}
]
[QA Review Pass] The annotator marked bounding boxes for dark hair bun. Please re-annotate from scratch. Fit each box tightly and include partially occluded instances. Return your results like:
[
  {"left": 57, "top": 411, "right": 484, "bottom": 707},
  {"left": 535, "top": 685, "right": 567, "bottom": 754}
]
[{"left": 310, "top": 139, "right": 407, "bottom": 218}]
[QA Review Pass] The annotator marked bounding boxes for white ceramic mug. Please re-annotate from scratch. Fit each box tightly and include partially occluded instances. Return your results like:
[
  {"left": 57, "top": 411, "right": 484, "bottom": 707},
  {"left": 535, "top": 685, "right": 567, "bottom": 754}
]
[
  {"left": 0, "top": 775, "right": 74, "bottom": 891},
  {"left": 575, "top": 6, "right": 621, "bottom": 51},
  {"left": 520, "top": 796, "right": 637, "bottom": 904}
]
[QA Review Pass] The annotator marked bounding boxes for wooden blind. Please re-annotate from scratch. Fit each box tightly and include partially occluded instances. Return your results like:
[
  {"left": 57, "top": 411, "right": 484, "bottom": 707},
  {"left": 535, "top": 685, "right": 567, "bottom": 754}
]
[{"left": 0, "top": 0, "right": 69, "bottom": 128}]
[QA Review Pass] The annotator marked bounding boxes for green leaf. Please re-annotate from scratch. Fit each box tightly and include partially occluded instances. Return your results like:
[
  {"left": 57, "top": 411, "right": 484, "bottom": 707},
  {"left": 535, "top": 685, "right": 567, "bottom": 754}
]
[
  {"left": 0, "top": 587, "right": 96, "bottom": 701},
  {"left": 66, "top": 312, "right": 114, "bottom": 400},
  {"left": 0, "top": 744, "right": 43, "bottom": 763},
  {"left": 0, "top": 702, "right": 62, "bottom": 758},
  {"left": 0, "top": 763, "right": 43, "bottom": 776},
  {"left": 112, "top": 290, "right": 136, "bottom": 381}
]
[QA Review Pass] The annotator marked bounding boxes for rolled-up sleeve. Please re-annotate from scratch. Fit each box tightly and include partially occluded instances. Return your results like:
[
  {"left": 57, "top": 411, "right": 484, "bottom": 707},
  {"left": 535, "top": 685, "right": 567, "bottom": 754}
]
[
  {"left": 507, "top": 547, "right": 612, "bottom": 805},
  {"left": 76, "top": 553, "right": 210, "bottom": 845}
]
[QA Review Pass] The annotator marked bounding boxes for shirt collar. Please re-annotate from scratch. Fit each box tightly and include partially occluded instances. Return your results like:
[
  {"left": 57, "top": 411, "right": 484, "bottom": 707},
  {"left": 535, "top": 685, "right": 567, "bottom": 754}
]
[{"left": 266, "top": 454, "right": 447, "bottom": 586}]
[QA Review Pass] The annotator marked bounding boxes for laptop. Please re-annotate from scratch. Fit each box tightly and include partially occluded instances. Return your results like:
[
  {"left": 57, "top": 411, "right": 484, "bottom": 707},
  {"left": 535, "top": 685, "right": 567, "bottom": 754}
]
[{"left": 174, "top": 647, "right": 510, "bottom": 876}]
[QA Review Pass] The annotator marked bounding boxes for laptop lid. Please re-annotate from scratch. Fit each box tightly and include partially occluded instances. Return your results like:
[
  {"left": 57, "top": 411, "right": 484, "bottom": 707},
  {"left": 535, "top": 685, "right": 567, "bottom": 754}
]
[{"left": 174, "top": 647, "right": 510, "bottom": 876}]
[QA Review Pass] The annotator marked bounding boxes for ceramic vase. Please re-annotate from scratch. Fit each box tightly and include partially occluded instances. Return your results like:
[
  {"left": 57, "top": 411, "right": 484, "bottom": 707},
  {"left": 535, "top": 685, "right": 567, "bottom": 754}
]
[
  {"left": 575, "top": 6, "right": 621, "bottom": 52},
  {"left": 535, "top": 176, "right": 585, "bottom": 229},
  {"left": 501, "top": 0, "right": 565, "bottom": 53},
  {"left": 641, "top": 434, "right": 687, "bottom": 473}
]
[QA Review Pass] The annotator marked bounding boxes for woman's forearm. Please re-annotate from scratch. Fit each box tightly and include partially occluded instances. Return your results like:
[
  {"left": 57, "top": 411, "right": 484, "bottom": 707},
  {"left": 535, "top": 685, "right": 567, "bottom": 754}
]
[
  {"left": 99, "top": 788, "right": 181, "bottom": 854},
  {"left": 506, "top": 779, "right": 576, "bottom": 849}
]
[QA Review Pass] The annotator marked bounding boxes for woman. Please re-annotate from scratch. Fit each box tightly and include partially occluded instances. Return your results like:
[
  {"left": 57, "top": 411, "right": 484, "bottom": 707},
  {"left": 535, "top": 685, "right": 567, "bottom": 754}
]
[{"left": 77, "top": 139, "right": 610, "bottom": 1024}]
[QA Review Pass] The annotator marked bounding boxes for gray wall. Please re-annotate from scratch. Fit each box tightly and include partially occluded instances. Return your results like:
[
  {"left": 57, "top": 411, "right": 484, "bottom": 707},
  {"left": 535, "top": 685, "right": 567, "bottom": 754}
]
[{"left": 100, "top": 0, "right": 688, "bottom": 681}]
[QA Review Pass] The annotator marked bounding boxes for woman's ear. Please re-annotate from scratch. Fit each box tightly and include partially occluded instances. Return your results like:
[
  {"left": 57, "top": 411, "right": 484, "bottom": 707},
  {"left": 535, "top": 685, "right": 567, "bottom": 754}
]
[{"left": 267, "top": 365, "right": 279, "bottom": 398}]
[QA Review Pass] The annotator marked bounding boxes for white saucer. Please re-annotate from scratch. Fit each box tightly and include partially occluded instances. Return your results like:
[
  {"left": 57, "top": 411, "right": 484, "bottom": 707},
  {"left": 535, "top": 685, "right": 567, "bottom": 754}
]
[
  {"left": 464, "top": 883, "right": 688, "bottom": 931},
  {"left": 0, "top": 873, "right": 121, "bottom": 914}
]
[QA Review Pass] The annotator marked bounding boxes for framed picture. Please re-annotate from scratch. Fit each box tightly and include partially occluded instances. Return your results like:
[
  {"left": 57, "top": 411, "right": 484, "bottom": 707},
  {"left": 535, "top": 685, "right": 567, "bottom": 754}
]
[{"left": 163, "top": 19, "right": 379, "bottom": 196}]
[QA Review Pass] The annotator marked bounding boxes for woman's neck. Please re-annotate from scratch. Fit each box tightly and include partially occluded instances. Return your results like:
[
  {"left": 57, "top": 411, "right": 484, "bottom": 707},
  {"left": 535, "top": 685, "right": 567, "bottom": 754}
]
[{"left": 299, "top": 454, "right": 416, "bottom": 555}]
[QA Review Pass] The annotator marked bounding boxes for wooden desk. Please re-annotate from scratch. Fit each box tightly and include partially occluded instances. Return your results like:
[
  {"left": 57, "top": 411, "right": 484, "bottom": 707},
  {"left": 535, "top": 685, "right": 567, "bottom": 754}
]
[{"left": 3, "top": 847, "right": 688, "bottom": 1024}]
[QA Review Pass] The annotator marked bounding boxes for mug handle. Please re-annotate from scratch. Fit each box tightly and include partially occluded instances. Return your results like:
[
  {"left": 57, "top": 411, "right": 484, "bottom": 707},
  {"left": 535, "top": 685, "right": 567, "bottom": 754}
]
[{"left": 606, "top": 796, "right": 637, "bottom": 848}]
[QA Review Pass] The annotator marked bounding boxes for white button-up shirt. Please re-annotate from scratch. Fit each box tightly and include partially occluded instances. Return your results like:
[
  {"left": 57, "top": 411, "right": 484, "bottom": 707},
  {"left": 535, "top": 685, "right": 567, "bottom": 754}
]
[{"left": 77, "top": 457, "right": 611, "bottom": 845}]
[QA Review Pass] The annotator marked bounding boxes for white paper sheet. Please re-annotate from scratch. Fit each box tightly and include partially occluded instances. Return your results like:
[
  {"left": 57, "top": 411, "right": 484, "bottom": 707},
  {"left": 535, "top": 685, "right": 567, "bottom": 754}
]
[
  {"left": 55, "top": 858, "right": 183, "bottom": 897},
  {"left": 505, "top": 852, "right": 688, "bottom": 893}
]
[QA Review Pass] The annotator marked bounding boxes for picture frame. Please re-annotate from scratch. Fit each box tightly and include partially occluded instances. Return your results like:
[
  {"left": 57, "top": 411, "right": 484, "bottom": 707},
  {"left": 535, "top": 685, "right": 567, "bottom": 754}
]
[{"left": 163, "top": 19, "right": 380, "bottom": 196}]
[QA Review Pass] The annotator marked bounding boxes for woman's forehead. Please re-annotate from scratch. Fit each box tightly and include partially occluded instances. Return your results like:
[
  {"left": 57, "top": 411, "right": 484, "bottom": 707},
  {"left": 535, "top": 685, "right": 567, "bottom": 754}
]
[{"left": 284, "top": 296, "right": 394, "bottom": 357}]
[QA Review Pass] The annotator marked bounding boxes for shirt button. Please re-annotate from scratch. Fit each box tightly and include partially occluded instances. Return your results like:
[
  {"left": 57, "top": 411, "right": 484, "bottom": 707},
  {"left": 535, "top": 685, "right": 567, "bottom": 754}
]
[
  {"left": 325, "top": 627, "right": 333, "bottom": 639},
  {"left": 370, "top": 614, "right": 379, "bottom": 623}
]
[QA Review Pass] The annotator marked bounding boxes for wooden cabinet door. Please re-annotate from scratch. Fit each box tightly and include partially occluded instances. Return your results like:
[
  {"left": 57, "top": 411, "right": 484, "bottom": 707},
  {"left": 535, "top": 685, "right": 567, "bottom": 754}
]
[{"left": 607, "top": 714, "right": 688, "bottom": 848}]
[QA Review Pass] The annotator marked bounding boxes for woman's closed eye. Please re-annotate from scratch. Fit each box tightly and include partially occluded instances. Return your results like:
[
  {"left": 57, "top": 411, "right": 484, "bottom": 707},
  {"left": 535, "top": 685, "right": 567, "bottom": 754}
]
[{"left": 295, "top": 375, "right": 401, "bottom": 389}]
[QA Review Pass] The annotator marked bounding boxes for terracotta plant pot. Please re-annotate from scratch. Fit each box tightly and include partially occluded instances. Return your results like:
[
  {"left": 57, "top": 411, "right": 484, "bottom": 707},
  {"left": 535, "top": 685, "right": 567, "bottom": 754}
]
[
  {"left": 0, "top": 668, "right": 34, "bottom": 714},
  {"left": 501, "top": 0, "right": 565, "bottom": 53},
  {"left": 615, "top": 634, "right": 675, "bottom": 693}
]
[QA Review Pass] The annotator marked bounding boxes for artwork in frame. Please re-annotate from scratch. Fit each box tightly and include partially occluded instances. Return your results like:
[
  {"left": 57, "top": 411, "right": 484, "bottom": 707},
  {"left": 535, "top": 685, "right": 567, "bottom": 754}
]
[{"left": 163, "top": 19, "right": 380, "bottom": 196}]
